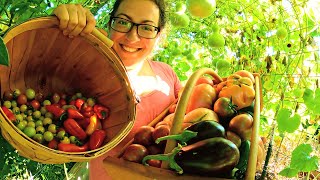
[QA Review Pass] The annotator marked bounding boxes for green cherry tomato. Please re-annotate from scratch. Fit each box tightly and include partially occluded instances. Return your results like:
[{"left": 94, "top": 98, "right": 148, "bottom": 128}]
[
  {"left": 33, "top": 133, "right": 44, "bottom": 143},
  {"left": 25, "top": 88, "right": 36, "bottom": 100},
  {"left": 27, "top": 121, "right": 36, "bottom": 128},
  {"left": 57, "top": 130, "right": 66, "bottom": 140},
  {"left": 17, "top": 121, "right": 27, "bottom": 131},
  {"left": 43, "top": 131, "right": 54, "bottom": 142},
  {"left": 15, "top": 114, "right": 24, "bottom": 122},
  {"left": 69, "top": 136, "right": 77, "bottom": 144},
  {"left": 48, "top": 124, "right": 57, "bottom": 134},
  {"left": 36, "top": 126, "right": 45, "bottom": 134},
  {"left": 11, "top": 100, "right": 17, "bottom": 108},
  {"left": 23, "top": 126, "right": 36, "bottom": 138},
  {"left": 20, "top": 104, "right": 28, "bottom": 113},
  {"left": 42, "top": 117, "right": 52, "bottom": 126},
  {"left": 13, "top": 89, "right": 21, "bottom": 98},
  {"left": 12, "top": 107, "right": 20, "bottom": 114},
  {"left": 43, "top": 100, "right": 51, "bottom": 106},
  {"left": 33, "top": 110, "right": 41, "bottom": 119},
  {"left": 3, "top": 101, "right": 11, "bottom": 109},
  {"left": 26, "top": 115, "right": 34, "bottom": 122},
  {"left": 44, "top": 112, "right": 53, "bottom": 119},
  {"left": 40, "top": 107, "right": 47, "bottom": 115},
  {"left": 35, "top": 120, "right": 43, "bottom": 127}
]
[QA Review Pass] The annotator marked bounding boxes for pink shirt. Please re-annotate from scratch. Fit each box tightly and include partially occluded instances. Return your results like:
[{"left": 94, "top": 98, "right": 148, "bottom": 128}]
[{"left": 89, "top": 60, "right": 182, "bottom": 179}]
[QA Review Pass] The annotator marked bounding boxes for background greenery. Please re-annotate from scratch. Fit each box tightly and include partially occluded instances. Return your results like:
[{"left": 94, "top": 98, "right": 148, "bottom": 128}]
[{"left": 0, "top": 0, "right": 319, "bottom": 179}]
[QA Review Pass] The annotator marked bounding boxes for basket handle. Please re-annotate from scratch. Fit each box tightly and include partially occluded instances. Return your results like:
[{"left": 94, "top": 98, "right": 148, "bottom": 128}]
[
  {"left": 92, "top": 28, "right": 114, "bottom": 48},
  {"left": 161, "top": 68, "right": 223, "bottom": 168}
]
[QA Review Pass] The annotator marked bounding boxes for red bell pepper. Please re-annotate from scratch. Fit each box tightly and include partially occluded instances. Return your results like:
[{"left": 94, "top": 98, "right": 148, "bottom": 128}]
[
  {"left": 67, "top": 108, "right": 84, "bottom": 119},
  {"left": 89, "top": 129, "right": 107, "bottom": 150},
  {"left": 85, "top": 114, "right": 100, "bottom": 135},
  {"left": 63, "top": 118, "right": 87, "bottom": 140},
  {"left": 45, "top": 104, "right": 65, "bottom": 118},
  {"left": 93, "top": 104, "right": 110, "bottom": 120},
  {"left": 58, "top": 142, "right": 89, "bottom": 152},
  {"left": 1, "top": 106, "right": 16, "bottom": 122}
]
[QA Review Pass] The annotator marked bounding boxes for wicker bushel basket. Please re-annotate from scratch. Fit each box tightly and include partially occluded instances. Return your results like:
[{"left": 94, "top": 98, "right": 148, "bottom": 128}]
[
  {"left": 103, "top": 68, "right": 263, "bottom": 180},
  {"left": 0, "top": 17, "right": 136, "bottom": 164}
]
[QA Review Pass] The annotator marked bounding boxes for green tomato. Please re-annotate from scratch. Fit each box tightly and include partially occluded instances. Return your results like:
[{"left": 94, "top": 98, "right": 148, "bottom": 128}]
[
  {"left": 12, "top": 107, "right": 20, "bottom": 115},
  {"left": 27, "top": 121, "right": 36, "bottom": 128},
  {"left": 11, "top": 100, "right": 17, "bottom": 108},
  {"left": 43, "top": 100, "right": 51, "bottom": 106},
  {"left": 57, "top": 130, "right": 66, "bottom": 140},
  {"left": 33, "top": 110, "right": 42, "bottom": 119},
  {"left": 48, "top": 124, "right": 57, "bottom": 134},
  {"left": 42, "top": 117, "right": 52, "bottom": 126},
  {"left": 16, "top": 121, "right": 27, "bottom": 131},
  {"left": 44, "top": 112, "right": 53, "bottom": 119},
  {"left": 20, "top": 104, "right": 28, "bottom": 113},
  {"left": 36, "top": 126, "right": 45, "bottom": 134},
  {"left": 40, "top": 107, "right": 47, "bottom": 115},
  {"left": 15, "top": 114, "right": 24, "bottom": 122},
  {"left": 33, "top": 134, "right": 44, "bottom": 143},
  {"left": 35, "top": 120, "right": 43, "bottom": 127},
  {"left": 25, "top": 88, "right": 36, "bottom": 100},
  {"left": 23, "top": 126, "right": 36, "bottom": 138},
  {"left": 60, "top": 136, "right": 70, "bottom": 144},
  {"left": 43, "top": 131, "right": 54, "bottom": 142},
  {"left": 3, "top": 101, "right": 11, "bottom": 109}
]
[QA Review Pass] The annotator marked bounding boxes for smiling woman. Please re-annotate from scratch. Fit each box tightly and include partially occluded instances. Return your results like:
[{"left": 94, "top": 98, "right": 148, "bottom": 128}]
[{"left": 53, "top": 0, "right": 182, "bottom": 179}]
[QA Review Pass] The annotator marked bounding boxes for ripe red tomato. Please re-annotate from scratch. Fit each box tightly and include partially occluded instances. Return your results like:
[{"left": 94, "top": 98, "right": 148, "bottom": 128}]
[
  {"left": 213, "top": 97, "right": 237, "bottom": 118},
  {"left": 17, "top": 94, "right": 28, "bottom": 105},
  {"left": 133, "top": 126, "right": 155, "bottom": 146},
  {"left": 147, "top": 159, "right": 162, "bottom": 168},
  {"left": 122, "top": 144, "right": 149, "bottom": 163},
  {"left": 30, "top": 99, "right": 41, "bottom": 110}
]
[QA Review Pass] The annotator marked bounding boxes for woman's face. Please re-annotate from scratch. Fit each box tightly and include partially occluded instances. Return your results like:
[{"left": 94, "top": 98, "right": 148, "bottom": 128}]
[{"left": 109, "top": 0, "right": 160, "bottom": 69}]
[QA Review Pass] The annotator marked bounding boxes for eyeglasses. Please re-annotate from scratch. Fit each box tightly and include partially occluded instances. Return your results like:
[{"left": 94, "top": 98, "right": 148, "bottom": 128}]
[{"left": 110, "top": 17, "right": 160, "bottom": 39}]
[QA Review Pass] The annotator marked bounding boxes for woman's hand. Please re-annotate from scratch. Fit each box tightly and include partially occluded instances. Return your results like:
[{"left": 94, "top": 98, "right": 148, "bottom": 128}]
[{"left": 53, "top": 4, "right": 96, "bottom": 37}]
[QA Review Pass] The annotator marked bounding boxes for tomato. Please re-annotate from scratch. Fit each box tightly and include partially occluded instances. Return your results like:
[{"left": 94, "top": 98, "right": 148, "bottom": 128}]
[
  {"left": 186, "top": 84, "right": 217, "bottom": 113},
  {"left": 23, "top": 126, "right": 36, "bottom": 138},
  {"left": 30, "top": 100, "right": 40, "bottom": 110},
  {"left": 25, "top": 88, "right": 36, "bottom": 100},
  {"left": 133, "top": 126, "right": 155, "bottom": 146},
  {"left": 3, "top": 90, "right": 13, "bottom": 101},
  {"left": 147, "top": 145, "right": 163, "bottom": 155},
  {"left": 51, "top": 93, "right": 60, "bottom": 104},
  {"left": 48, "top": 139, "right": 59, "bottom": 150},
  {"left": 122, "top": 144, "right": 149, "bottom": 163},
  {"left": 89, "top": 129, "right": 107, "bottom": 150},
  {"left": 17, "top": 94, "right": 27, "bottom": 105},
  {"left": 43, "top": 131, "right": 54, "bottom": 142},
  {"left": 33, "top": 134, "right": 44, "bottom": 143},
  {"left": 228, "top": 113, "right": 253, "bottom": 140},
  {"left": 213, "top": 97, "right": 236, "bottom": 118}
]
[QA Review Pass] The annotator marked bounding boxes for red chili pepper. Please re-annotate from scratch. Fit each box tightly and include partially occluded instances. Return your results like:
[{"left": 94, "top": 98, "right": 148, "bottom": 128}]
[
  {"left": 75, "top": 99, "right": 85, "bottom": 110},
  {"left": 58, "top": 142, "right": 89, "bottom": 152},
  {"left": 1, "top": 106, "right": 16, "bottom": 122},
  {"left": 63, "top": 118, "right": 87, "bottom": 140},
  {"left": 93, "top": 104, "right": 110, "bottom": 120},
  {"left": 45, "top": 104, "right": 65, "bottom": 118},
  {"left": 89, "top": 129, "right": 107, "bottom": 150},
  {"left": 77, "top": 117, "right": 90, "bottom": 129},
  {"left": 67, "top": 108, "right": 84, "bottom": 119},
  {"left": 85, "top": 114, "right": 100, "bottom": 135},
  {"left": 48, "top": 139, "right": 59, "bottom": 150}
]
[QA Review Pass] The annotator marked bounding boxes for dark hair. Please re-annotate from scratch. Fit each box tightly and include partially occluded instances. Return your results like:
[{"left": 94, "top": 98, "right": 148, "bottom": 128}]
[{"left": 109, "top": 0, "right": 167, "bottom": 30}]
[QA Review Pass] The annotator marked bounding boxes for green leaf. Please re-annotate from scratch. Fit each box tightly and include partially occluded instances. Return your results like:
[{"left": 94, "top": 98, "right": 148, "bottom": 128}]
[
  {"left": 276, "top": 108, "right": 301, "bottom": 133},
  {"left": 290, "top": 144, "right": 319, "bottom": 172},
  {"left": 0, "top": 37, "right": 9, "bottom": 66},
  {"left": 279, "top": 167, "right": 299, "bottom": 178}
]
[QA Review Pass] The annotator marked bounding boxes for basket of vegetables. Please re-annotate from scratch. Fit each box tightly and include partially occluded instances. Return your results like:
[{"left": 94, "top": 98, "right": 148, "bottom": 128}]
[
  {"left": 0, "top": 17, "right": 136, "bottom": 164},
  {"left": 103, "top": 68, "right": 265, "bottom": 179}
]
